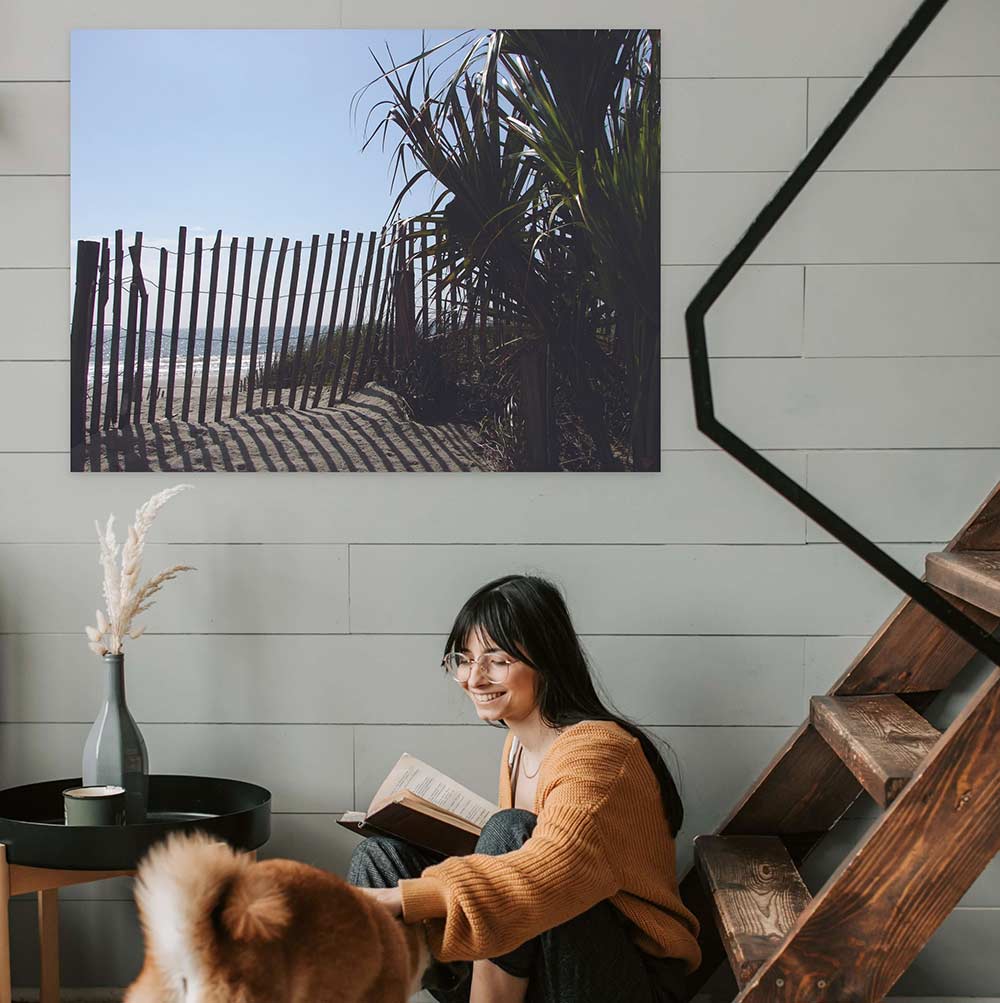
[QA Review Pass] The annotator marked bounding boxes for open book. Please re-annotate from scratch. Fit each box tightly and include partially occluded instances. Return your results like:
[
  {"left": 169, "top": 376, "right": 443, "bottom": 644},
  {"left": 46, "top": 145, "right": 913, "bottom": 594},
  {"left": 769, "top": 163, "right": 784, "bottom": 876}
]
[{"left": 338, "top": 753, "right": 501, "bottom": 857}]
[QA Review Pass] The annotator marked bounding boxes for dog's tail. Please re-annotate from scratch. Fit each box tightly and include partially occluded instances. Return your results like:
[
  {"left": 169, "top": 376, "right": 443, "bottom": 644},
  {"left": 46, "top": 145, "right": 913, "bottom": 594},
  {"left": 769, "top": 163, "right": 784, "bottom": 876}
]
[{"left": 134, "top": 829, "right": 291, "bottom": 960}]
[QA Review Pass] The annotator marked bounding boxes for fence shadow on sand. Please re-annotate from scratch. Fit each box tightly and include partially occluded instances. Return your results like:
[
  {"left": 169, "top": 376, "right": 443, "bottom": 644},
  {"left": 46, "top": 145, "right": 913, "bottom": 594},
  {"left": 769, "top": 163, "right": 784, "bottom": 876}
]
[{"left": 82, "top": 383, "right": 487, "bottom": 472}]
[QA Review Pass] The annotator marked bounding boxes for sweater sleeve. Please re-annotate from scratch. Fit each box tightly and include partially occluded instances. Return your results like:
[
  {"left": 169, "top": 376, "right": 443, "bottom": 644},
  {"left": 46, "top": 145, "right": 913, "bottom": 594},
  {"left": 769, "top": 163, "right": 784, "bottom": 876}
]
[{"left": 398, "top": 745, "right": 628, "bottom": 962}]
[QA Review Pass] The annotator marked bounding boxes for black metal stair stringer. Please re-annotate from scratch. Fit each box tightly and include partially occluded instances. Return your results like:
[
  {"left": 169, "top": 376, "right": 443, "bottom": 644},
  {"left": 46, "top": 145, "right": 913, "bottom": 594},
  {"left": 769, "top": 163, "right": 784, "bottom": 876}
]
[{"left": 683, "top": 0, "right": 1000, "bottom": 669}]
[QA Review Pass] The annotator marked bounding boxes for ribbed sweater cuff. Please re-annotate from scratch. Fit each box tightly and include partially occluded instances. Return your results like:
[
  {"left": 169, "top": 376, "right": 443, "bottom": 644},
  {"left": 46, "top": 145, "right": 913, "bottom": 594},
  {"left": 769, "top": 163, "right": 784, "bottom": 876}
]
[{"left": 399, "top": 876, "right": 450, "bottom": 923}]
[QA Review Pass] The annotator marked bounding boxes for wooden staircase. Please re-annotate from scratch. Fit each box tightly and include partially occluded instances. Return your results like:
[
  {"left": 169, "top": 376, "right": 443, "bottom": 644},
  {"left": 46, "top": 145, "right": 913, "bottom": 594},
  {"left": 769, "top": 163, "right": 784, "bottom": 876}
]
[{"left": 679, "top": 481, "right": 1000, "bottom": 1003}]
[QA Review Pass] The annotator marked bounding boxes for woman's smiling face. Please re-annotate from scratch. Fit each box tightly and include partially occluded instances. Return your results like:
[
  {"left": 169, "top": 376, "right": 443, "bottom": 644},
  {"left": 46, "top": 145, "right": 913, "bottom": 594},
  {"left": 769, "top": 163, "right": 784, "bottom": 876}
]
[{"left": 460, "top": 626, "right": 538, "bottom": 722}]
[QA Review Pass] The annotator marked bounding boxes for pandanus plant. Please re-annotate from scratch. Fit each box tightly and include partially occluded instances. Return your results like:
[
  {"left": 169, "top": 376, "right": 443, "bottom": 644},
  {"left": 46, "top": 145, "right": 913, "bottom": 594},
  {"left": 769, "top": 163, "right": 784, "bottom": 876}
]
[{"left": 358, "top": 29, "right": 660, "bottom": 470}]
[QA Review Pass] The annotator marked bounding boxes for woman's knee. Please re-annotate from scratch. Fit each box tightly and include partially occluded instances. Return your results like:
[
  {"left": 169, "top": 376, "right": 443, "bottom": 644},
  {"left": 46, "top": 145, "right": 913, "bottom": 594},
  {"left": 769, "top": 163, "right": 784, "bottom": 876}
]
[
  {"left": 347, "top": 834, "right": 410, "bottom": 886},
  {"left": 476, "top": 808, "right": 537, "bottom": 854}
]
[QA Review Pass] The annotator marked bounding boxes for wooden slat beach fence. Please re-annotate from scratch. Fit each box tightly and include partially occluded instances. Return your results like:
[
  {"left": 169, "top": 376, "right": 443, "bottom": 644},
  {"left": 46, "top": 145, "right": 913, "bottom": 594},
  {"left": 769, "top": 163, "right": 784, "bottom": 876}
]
[
  {"left": 69, "top": 219, "right": 518, "bottom": 455},
  {"left": 69, "top": 240, "right": 99, "bottom": 472}
]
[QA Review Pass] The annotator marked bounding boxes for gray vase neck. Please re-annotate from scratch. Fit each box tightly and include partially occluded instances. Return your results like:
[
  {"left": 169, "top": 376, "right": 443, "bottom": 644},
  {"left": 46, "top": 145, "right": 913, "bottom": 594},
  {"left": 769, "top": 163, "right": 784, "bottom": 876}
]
[{"left": 102, "top": 652, "right": 126, "bottom": 701}]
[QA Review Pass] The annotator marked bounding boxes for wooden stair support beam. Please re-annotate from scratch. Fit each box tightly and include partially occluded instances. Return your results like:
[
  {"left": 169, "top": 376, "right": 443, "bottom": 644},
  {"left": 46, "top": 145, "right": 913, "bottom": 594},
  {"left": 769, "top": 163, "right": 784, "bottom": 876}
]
[
  {"left": 737, "top": 665, "right": 1000, "bottom": 1003},
  {"left": 926, "top": 551, "right": 1000, "bottom": 618},
  {"left": 679, "top": 480, "right": 1000, "bottom": 999},
  {"left": 810, "top": 695, "right": 941, "bottom": 807},
  {"left": 695, "top": 836, "right": 811, "bottom": 989}
]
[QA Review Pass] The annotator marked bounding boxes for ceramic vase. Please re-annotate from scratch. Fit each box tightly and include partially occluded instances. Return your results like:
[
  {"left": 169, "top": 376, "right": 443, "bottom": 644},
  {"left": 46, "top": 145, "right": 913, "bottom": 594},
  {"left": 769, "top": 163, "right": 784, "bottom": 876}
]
[{"left": 82, "top": 651, "right": 149, "bottom": 823}]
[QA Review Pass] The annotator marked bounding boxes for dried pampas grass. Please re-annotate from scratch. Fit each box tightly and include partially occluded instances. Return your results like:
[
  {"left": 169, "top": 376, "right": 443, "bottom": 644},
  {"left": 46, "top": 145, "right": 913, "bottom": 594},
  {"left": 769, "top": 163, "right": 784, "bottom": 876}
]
[{"left": 87, "top": 484, "right": 197, "bottom": 656}]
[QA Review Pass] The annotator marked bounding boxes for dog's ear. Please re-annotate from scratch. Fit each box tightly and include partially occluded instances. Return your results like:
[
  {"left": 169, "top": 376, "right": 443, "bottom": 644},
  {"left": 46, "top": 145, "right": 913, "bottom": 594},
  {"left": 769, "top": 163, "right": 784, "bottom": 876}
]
[{"left": 220, "top": 870, "right": 291, "bottom": 942}]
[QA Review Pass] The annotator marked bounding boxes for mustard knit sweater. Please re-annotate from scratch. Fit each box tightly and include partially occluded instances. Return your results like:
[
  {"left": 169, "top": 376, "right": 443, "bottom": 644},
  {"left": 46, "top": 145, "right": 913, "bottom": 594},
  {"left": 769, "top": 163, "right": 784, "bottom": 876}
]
[{"left": 398, "top": 720, "right": 702, "bottom": 974}]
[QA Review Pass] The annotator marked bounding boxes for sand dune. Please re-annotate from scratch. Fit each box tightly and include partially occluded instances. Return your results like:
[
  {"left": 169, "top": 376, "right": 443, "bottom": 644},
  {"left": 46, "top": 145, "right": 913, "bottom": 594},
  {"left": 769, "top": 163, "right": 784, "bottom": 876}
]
[{"left": 82, "top": 383, "right": 488, "bottom": 472}]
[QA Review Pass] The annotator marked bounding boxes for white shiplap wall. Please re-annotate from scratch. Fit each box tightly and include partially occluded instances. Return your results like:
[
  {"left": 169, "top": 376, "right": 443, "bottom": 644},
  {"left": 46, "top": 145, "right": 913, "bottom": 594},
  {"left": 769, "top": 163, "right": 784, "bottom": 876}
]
[{"left": 1, "top": 0, "right": 999, "bottom": 997}]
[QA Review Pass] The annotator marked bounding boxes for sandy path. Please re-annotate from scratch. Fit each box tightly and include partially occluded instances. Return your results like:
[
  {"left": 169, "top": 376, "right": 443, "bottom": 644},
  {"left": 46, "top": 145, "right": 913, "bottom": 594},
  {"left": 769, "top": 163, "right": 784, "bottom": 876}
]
[{"left": 83, "top": 383, "right": 489, "bottom": 472}]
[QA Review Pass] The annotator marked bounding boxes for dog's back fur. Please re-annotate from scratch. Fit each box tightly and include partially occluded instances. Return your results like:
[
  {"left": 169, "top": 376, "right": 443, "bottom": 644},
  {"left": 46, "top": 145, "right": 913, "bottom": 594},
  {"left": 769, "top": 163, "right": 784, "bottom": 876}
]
[{"left": 124, "top": 829, "right": 430, "bottom": 1003}]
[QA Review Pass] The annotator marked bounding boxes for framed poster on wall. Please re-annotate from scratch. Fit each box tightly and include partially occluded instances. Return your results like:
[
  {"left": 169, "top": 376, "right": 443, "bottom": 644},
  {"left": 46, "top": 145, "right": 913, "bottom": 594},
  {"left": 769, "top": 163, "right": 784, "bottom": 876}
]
[{"left": 69, "top": 29, "right": 660, "bottom": 472}]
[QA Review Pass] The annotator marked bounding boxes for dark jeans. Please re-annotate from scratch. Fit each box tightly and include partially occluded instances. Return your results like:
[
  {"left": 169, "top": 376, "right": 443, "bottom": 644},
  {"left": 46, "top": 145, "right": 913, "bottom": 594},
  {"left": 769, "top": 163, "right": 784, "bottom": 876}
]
[{"left": 347, "top": 807, "right": 688, "bottom": 1003}]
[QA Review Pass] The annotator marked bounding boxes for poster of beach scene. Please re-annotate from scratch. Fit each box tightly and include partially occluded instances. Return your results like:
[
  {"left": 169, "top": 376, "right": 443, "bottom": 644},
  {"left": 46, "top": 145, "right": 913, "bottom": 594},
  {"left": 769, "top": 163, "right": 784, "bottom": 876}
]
[{"left": 69, "top": 29, "right": 661, "bottom": 472}]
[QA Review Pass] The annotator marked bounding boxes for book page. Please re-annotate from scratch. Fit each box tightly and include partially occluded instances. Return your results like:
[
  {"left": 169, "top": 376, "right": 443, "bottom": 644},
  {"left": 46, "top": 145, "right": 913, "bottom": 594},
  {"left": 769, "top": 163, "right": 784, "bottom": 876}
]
[
  {"left": 369, "top": 753, "right": 499, "bottom": 827},
  {"left": 394, "top": 791, "right": 482, "bottom": 835}
]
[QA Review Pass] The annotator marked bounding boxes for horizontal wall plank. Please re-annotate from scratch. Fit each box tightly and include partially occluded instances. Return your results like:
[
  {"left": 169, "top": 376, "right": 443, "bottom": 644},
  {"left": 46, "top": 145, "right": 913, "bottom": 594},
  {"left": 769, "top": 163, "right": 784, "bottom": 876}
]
[
  {"left": 0, "top": 450, "right": 808, "bottom": 545},
  {"left": 659, "top": 0, "right": 1000, "bottom": 78},
  {"left": 0, "top": 83, "right": 68, "bottom": 174},
  {"left": 5, "top": 2, "right": 1000, "bottom": 78},
  {"left": 662, "top": 264, "right": 803, "bottom": 358},
  {"left": 3, "top": 6, "right": 343, "bottom": 80},
  {"left": 0, "top": 261, "right": 802, "bottom": 363},
  {"left": 803, "top": 634, "right": 870, "bottom": 703},
  {"left": 14, "top": 174, "right": 1000, "bottom": 275},
  {"left": 804, "top": 264, "right": 1000, "bottom": 357},
  {"left": 584, "top": 635, "right": 806, "bottom": 727},
  {"left": 0, "top": 634, "right": 807, "bottom": 727},
  {"left": 0, "top": 722, "right": 353, "bottom": 812},
  {"left": 19, "top": 355, "right": 1000, "bottom": 458},
  {"left": 0, "top": 543, "right": 349, "bottom": 633},
  {"left": 0, "top": 361, "right": 64, "bottom": 450},
  {"left": 0, "top": 635, "right": 466, "bottom": 725},
  {"left": 0, "top": 269, "right": 69, "bottom": 359},
  {"left": 809, "top": 77, "right": 1000, "bottom": 171},
  {"left": 663, "top": 171, "right": 1000, "bottom": 265},
  {"left": 346, "top": 0, "right": 999, "bottom": 78},
  {"left": 349, "top": 542, "right": 932, "bottom": 636},
  {"left": 650, "top": 725, "right": 797, "bottom": 874},
  {"left": 663, "top": 357, "right": 1000, "bottom": 449},
  {"left": 0, "top": 178, "right": 67, "bottom": 267},
  {"left": 662, "top": 78, "right": 805, "bottom": 172},
  {"left": 806, "top": 451, "right": 1000, "bottom": 543}
]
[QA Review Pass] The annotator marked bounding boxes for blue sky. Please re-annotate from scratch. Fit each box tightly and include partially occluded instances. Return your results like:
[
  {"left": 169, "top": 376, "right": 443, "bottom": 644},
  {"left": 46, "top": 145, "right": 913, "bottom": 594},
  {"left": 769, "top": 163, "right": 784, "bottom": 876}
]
[{"left": 70, "top": 28, "right": 478, "bottom": 249}]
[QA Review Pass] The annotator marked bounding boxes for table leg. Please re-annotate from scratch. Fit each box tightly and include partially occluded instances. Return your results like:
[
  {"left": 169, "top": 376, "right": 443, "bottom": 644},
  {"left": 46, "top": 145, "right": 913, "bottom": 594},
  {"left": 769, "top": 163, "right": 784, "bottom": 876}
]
[
  {"left": 0, "top": 844, "right": 11, "bottom": 1003},
  {"left": 38, "top": 888, "right": 59, "bottom": 1003}
]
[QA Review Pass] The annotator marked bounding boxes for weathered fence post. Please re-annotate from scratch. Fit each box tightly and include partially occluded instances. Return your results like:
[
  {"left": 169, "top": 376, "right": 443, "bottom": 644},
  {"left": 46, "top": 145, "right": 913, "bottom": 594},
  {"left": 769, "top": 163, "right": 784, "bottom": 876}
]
[
  {"left": 340, "top": 230, "right": 377, "bottom": 401},
  {"left": 102, "top": 230, "right": 124, "bottom": 431},
  {"left": 89, "top": 238, "right": 110, "bottom": 437},
  {"left": 165, "top": 225, "right": 187, "bottom": 420},
  {"left": 327, "top": 232, "right": 363, "bottom": 405},
  {"left": 394, "top": 222, "right": 417, "bottom": 367},
  {"left": 129, "top": 239, "right": 150, "bottom": 427},
  {"left": 311, "top": 230, "right": 350, "bottom": 407},
  {"left": 147, "top": 246, "right": 169, "bottom": 423},
  {"left": 117, "top": 231, "right": 143, "bottom": 426},
  {"left": 229, "top": 236, "right": 255, "bottom": 418},
  {"left": 70, "top": 240, "right": 100, "bottom": 471},
  {"left": 198, "top": 229, "right": 222, "bottom": 423},
  {"left": 297, "top": 232, "right": 332, "bottom": 409},
  {"left": 181, "top": 236, "right": 203, "bottom": 420}
]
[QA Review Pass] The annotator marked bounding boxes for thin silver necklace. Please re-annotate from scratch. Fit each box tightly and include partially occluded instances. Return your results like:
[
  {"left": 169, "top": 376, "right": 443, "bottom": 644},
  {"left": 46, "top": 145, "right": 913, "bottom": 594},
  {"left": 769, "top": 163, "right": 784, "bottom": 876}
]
[
  {"left": 519, "top": 745, "right": 542, "bottom": 779},
  {"left": 518, "top": 727, "right": 566, "bottom": 779}
]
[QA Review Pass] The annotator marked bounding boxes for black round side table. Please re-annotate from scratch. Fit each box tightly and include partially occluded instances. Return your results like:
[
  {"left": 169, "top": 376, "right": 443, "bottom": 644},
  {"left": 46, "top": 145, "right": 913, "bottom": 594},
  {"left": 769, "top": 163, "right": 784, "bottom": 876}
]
[{"left": 0, "top": 774, "right": 271, "bottom": 1003}]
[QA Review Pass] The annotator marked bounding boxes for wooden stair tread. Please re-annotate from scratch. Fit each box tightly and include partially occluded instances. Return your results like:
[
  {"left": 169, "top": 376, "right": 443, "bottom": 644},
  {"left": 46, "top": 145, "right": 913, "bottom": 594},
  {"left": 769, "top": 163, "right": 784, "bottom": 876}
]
[
  {"left": 810, "top": 695, "right": 941, "bottom": 807},
  {"left": 694, "top": 835, "right": 811, "bottom": 989},
  {"left": 926, "top": 550, "right": 1000, "bottom": 617},
  {"left": 678, "top": 482, "right": 1000, "bottom": 1002}
]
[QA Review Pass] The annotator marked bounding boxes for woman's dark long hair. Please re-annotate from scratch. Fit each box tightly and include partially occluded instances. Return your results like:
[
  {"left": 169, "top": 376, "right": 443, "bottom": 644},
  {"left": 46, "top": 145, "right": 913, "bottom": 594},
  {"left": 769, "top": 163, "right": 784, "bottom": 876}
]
[{"left": 443, "top": 573, "right": 685, "bottom": 838}]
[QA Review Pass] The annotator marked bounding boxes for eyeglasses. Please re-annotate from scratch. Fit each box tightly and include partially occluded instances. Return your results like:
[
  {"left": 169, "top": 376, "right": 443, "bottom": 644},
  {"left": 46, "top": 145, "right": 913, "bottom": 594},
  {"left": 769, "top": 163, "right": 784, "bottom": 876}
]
[{"left": 441, "top": 651, "right": 516, "bottom": 684}]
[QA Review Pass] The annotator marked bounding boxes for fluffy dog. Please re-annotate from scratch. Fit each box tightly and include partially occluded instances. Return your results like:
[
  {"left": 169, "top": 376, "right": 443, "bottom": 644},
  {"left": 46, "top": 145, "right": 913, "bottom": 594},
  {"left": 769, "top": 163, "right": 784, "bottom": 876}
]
[{"left": 124, "top": 829, "right": 431, "bottom": 1003}]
